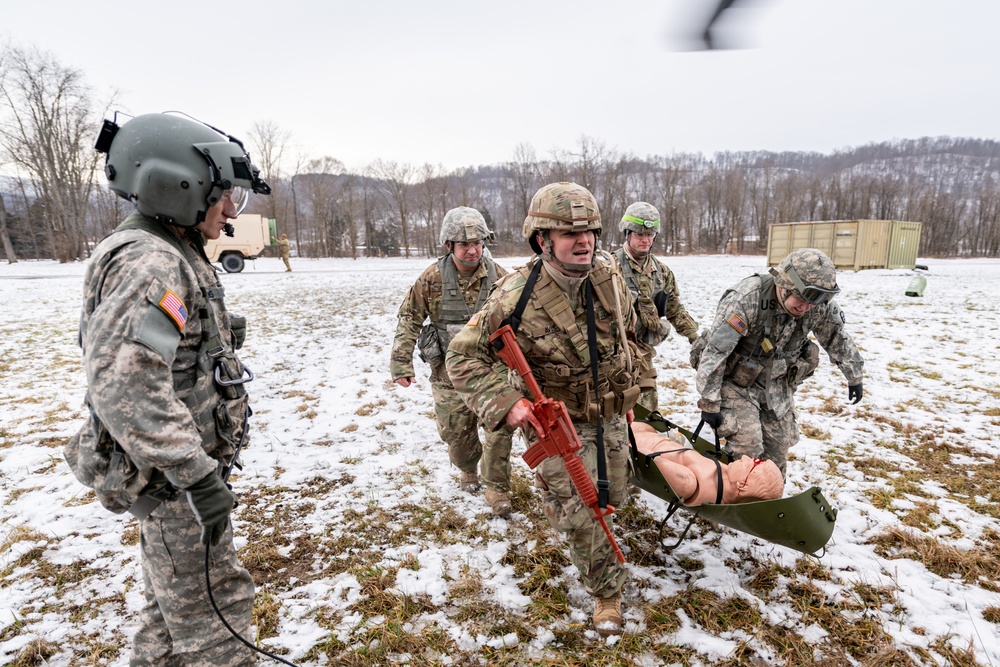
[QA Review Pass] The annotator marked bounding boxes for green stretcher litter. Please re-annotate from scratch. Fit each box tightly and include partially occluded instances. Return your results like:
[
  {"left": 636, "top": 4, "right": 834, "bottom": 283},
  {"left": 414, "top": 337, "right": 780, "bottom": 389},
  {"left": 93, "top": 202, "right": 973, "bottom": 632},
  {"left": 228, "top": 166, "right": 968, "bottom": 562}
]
[{"left": 629, "top": 405, "right": 838, "bottom": 557}]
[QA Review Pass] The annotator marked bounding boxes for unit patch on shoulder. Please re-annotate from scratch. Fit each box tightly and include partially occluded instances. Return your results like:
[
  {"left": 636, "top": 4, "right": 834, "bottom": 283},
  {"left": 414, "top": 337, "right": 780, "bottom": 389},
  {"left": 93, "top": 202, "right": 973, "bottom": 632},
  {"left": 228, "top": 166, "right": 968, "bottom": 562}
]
[
  {"left": 466, "top": 312, "right": 482, "bottom": 327},
  {"left": 727, "top": 313, "right": 748, "bottom": 335},
  {"left": 158, "top": 289, "right": 188, "bottom": 331}
]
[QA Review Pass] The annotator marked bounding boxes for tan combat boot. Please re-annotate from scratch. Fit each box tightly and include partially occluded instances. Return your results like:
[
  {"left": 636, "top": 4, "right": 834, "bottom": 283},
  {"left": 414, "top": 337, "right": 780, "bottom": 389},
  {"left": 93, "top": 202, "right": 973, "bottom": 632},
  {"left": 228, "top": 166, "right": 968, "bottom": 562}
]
[
  {"left": 460, "top": 470, "right": 480, "bottom": 493},
  {"left": 484, "top": 488, "right": 512, "bottom": 516},
  {"left": 593, "top": 592, "right": 623, "bottom": 637}
]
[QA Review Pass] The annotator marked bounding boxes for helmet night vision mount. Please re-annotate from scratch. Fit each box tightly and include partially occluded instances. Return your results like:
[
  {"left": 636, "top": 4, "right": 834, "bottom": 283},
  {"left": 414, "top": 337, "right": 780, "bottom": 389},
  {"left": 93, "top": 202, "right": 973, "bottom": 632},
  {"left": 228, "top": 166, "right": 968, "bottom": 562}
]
[{"left": 95, "top": 112, "right": 271, "bottom": 229}]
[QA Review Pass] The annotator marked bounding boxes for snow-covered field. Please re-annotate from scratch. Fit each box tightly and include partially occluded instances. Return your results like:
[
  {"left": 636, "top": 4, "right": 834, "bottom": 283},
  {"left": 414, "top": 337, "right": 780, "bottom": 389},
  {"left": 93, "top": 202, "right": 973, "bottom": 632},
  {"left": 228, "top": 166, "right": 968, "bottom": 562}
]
[{"left": 1, "top": 253, "right": 998, "bottom": 666}]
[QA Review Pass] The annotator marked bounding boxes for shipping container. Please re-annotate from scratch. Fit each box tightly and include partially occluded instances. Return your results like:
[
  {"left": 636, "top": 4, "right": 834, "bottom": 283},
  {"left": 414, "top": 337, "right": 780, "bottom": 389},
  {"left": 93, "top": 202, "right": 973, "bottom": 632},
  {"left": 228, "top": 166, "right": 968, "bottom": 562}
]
[{"left": 766, "top": 220, "right": 922, "bottom": 270}]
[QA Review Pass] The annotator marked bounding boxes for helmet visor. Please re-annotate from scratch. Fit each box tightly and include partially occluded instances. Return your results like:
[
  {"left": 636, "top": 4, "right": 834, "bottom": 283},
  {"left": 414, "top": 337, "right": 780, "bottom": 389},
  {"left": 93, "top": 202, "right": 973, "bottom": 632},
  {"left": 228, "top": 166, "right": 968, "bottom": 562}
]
[
  {"left": 223, "top": 186, "right": 249, "bottom": 216},
  {"left": 786, "top": 265, "right": 840, "bottom": 305},
  {"left": 622, "top": 214, "right": 659, "bottom": 231}
]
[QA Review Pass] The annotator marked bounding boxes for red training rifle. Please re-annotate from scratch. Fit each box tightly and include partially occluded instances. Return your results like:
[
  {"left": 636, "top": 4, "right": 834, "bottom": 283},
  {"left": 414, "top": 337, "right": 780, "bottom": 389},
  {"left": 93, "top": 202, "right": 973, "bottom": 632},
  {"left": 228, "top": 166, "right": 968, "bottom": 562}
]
[{"left": 489, "top": 323, "right": 625, "bottom": 563}]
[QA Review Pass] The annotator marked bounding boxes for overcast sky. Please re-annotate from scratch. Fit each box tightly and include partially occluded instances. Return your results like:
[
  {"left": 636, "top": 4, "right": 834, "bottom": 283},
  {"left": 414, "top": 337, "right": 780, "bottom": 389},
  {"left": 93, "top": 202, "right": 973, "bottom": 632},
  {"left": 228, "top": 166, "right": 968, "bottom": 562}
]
[{"left": 4, "top": 0, "right": 999, "bottom": 172}]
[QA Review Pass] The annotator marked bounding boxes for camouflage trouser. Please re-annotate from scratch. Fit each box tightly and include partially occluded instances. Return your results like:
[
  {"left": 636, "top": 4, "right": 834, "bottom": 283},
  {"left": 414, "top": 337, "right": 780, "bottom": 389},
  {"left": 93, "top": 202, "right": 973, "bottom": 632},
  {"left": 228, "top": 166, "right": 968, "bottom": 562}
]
[
  {"left": 533, "top": 417, "right": 629, "bottom": 599},
  {"left": 717, "top": 382, "right": 798, "bottom": 476},
  {"left": 280, "top": 254, "right": 291, "bottom": 271},
  {"left": 132, "top": 494, "right": 256, "bottom": 667},
  {"left": 480, "top": 425, "right": 517, "bottom": 493},
  {"left": 430, "top": 363, "right": 487, "bottom": 473}
]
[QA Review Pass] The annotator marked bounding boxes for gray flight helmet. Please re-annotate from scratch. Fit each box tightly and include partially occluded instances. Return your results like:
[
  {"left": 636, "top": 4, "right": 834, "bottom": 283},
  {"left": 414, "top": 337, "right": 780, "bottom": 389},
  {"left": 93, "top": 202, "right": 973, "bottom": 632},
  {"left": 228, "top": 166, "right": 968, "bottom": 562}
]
[{"left": 95, "top": 112, "right": 271, "bottom": 227}]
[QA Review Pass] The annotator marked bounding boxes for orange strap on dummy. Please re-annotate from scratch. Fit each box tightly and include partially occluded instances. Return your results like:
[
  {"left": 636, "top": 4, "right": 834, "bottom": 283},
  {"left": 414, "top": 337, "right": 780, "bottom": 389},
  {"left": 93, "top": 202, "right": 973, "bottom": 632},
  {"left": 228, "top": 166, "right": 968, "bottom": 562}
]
[{"left": 489, "top": 324, "right": 625, "bottom": 563}]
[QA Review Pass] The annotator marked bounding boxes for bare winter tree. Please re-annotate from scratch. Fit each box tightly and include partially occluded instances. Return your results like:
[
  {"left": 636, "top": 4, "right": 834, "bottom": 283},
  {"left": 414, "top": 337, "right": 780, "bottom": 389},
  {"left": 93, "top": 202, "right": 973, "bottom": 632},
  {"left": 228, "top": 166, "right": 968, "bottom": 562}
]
[
  {"left": 0, "top": 51, "right": 13, "bottom": 263},
  {"left": 0, "top": 188, "right": 15, "bottom": 263},
  {"left": 507, "top": 142, "right": 538, "bottom": 227},
  {"left": 246, "top": 120, "right": 291, "bottom": 224},
  {"left": 0, "top": 44, "right": 111, "bottom": 261},
  {"left": 369, "top": 159, "right": 415, "bottom": 257},
  {"left": 417, "top": 163, "right": 446, "bottom": 256},
  {"left": 299, "top": 156, "right": 346, "bottom": 257}
]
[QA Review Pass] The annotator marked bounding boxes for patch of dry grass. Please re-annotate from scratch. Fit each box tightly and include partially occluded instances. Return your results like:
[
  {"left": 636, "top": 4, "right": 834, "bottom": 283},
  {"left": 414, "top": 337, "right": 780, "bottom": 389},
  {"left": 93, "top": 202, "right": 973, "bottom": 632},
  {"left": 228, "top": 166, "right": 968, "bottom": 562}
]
[{"left": 869, "top": 526, "right": 1000, "bottom": 586}]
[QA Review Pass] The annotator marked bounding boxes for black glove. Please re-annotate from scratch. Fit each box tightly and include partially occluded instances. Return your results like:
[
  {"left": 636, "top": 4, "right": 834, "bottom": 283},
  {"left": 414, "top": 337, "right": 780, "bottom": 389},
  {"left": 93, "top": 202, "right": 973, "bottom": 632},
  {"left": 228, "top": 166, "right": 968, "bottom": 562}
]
[
  {"left": 848, "top": 382, "right": 863, "bottom": 405},
  {"left": 185, "top": 473, "right": 235, "bottom": 546},
  {"left": 652, "top": 290, "right": 670, "bottom": 318},
  {"left": 701, "top": 411, "right": 723, "bottom": 430}
]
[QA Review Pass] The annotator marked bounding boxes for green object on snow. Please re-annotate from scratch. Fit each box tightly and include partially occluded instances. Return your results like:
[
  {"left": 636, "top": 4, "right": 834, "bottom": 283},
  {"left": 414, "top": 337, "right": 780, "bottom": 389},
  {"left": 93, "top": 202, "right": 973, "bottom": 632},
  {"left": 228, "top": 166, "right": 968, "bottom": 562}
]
[{"left": 905, "top": 275, "right": 927, "bottom": 297}]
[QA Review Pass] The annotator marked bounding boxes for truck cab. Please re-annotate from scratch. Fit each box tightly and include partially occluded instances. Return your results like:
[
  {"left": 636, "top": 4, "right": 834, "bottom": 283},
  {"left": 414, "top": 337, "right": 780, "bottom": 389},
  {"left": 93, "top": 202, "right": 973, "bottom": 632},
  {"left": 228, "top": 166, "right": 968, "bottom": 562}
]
[{"left": 204, "top": 214, "right": 277, "bottom": 272}]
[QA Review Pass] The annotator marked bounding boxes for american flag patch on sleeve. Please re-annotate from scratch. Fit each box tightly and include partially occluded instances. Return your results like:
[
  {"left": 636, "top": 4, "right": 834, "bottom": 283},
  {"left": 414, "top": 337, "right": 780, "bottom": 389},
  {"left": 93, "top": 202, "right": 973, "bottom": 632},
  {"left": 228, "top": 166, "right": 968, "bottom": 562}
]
[
  {"left": 158, "top": 290, "right": 188, "bottom": 331},
  {"left": 727, "top": 313, "right": 747, "bottom": 335}
]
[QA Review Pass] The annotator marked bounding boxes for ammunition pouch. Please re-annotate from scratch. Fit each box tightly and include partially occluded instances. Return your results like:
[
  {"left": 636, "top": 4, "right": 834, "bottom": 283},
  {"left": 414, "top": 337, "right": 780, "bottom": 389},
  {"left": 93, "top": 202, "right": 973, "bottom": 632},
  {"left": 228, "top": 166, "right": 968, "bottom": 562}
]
[
  {"left": 417, "top": 324, "right": 444, "bottom": 366},
  {"left": 64, "top": 400, "right": 150, "bottom": 515},
  {"left": 214, "top": 392, "right": 250, "bottom": 451},
  {"left": 535, "top": 355, "right": 653, "bottom": 422},
  {"left": 788, "top": 340, "right": 820, "bottom": 388},
  {"left": 729, "top": 357, "right": 765, "bottom": 388},
  {"left": 213, "top": 352, "right": 252, "bottom": 400}
]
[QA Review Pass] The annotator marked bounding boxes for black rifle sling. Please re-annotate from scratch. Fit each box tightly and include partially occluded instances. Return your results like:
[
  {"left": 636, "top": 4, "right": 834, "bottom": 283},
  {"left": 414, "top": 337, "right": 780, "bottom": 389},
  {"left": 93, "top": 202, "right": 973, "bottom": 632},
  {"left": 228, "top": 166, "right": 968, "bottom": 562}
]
[
  {"left": 586, "top": 279, "right": 610, "bottom": 509},
  {"left": 500, "top": 259, "right": 543, "bottom": 335}
]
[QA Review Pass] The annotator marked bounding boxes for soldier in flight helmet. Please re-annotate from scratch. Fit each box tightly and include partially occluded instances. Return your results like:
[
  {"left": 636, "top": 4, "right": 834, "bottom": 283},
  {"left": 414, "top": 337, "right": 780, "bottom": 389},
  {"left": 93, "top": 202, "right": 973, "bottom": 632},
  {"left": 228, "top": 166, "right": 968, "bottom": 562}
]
[
  {"left": 99, "top": 112, "right": 270, "bottom": 229},
  {"left": 65, "top": 112, "right": 268, "bottom": 665},
  {"left": 391, "top": 205, "right": 514, "bottom": 515},
  {"left": 613, "top": 201, "right": 699, "bottom": 412}
]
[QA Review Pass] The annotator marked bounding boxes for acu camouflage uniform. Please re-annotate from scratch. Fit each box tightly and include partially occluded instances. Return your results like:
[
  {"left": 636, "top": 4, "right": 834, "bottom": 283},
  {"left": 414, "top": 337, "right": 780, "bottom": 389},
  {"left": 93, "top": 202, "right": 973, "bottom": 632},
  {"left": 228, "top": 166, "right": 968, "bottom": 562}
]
[
  {"left": 694, "top": 270, "right": 864, "bottom": 475},
  {"left": 64, "top": 213, "right": 256, "bottom": 667},
  {"left": 390, "top": 255, "right": 513, "bottom": 482},
  {"left": 615, "top": 244, "right": 698, "bottom": 412},
  {"left": 446, "top": 255, "right": 654, "bottom": 598}
]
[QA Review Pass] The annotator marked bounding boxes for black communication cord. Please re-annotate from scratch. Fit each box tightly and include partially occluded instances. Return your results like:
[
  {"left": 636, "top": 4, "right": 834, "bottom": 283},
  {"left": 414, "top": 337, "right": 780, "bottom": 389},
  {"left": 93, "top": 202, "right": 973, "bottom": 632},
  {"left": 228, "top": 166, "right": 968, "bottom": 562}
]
[
  {"left": 204, "top": 547, "right": 299, "bottom": 667},
  {"left": 202, "top": 403, "right": 301, "bottom": 667}
]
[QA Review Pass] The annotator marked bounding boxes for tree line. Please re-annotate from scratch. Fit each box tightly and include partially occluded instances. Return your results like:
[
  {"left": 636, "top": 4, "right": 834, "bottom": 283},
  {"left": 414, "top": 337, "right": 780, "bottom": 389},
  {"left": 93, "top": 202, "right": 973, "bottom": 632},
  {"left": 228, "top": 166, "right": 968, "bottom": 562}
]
[{"left": 4, "top": 43, "right": 1000, "bottom": 264}]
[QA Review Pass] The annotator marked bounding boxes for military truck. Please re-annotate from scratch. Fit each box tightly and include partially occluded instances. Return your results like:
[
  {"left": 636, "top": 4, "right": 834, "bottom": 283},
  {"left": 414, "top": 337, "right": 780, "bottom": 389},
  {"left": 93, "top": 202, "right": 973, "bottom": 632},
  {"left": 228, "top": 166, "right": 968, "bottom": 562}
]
[{"left": 204, "top": 214, "right": 277, "bottom": 273}]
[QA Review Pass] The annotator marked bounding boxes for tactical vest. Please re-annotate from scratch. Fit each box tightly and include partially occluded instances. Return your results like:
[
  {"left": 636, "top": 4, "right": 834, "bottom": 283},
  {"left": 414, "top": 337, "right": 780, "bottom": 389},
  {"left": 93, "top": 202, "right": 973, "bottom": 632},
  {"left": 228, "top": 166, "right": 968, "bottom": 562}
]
[
  {"left": 724, "top": 273, "right": 809, "bottom": 386},
  {"left": 615, "top": 247, "right": 663, "bottom": 297},
  {"left": 512, "top": 259, "right": 654, "bottom": 421},
  {"left": 434, "top": 254, "right": 496, "bottom": 350}
]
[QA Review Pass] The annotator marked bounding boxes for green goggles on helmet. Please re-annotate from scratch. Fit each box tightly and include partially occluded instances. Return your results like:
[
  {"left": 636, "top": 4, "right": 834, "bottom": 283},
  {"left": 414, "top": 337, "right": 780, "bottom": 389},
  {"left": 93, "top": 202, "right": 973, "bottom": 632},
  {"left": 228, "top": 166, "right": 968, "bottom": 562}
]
[
  {"left": 786, "top": 265, "right": 840, "bottom": 305},
  {"left": 623, "top": 214, "right": 660, "bottom": 231},
  {"left": 622, "top": 215, "right": 660, "bottom": 234}
]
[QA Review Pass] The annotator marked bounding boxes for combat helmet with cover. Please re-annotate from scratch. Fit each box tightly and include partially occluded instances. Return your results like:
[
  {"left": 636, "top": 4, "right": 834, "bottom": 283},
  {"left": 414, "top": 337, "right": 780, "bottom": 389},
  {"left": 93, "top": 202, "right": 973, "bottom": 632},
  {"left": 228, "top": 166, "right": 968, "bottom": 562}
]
[
  {"left": 523, "top": 182, "right": 602, "bottom": 275},
  {"left": 95, "top": 112, "right": 271, "bottom": 228},
  {"left": 770, "top": 248, "right": 840, "bottom": 305},
  {"left": 439, "top": 206, "right": 494, "bottom": 246},
  {"left": 619, "top": 201, "right": 660, "bottom": 236}
]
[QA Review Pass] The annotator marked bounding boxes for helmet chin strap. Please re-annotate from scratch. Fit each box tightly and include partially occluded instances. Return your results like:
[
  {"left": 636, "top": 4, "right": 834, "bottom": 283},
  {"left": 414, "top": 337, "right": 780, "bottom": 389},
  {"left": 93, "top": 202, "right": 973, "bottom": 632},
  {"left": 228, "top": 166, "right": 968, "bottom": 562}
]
[
  {"left": 539, "top": 232, "right": 592, "bottom": 276},
  {"left": 625, "top": 232, "right": 650, "bottom": 258},
  {"left": 447, "top": 242, "right": 481, "bottom": 271},
  {"left": 775, "top": 287, "right": 801, "bottom": 317}
]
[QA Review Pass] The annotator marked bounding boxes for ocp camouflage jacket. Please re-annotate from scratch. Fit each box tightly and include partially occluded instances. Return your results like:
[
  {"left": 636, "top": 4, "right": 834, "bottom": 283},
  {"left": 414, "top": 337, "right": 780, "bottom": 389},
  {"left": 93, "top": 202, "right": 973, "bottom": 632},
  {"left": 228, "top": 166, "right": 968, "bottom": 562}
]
[{"left": 446, "top": 256, "right": 655, "bottom": 430}]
